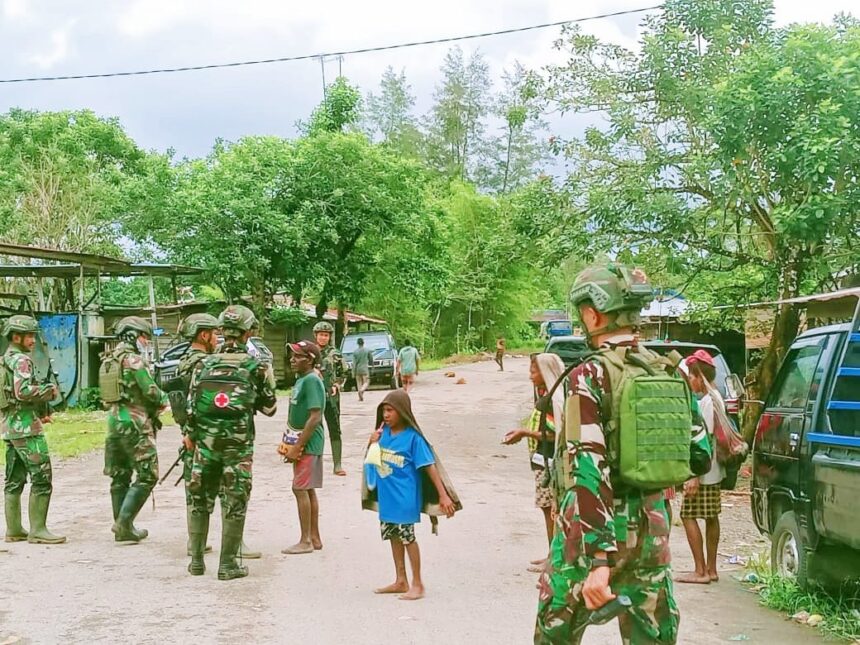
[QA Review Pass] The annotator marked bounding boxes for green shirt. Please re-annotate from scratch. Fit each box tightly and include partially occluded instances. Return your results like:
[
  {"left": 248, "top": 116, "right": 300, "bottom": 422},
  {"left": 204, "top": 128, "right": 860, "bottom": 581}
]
[
  {"left": 352, "top": 346, "right": 371, "bottom": 376},
  {"left": 289, "top": 372, "right": 326, "bottom": 456},
  {"left": 398, "top": 346, "right": 420, "bottom": 375}
]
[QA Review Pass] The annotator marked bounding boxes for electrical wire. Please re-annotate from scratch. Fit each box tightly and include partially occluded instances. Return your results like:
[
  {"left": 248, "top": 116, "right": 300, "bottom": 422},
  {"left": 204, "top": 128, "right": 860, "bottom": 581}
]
[{"left": 0, "top": 5, "right": 663, "bottom": 84}]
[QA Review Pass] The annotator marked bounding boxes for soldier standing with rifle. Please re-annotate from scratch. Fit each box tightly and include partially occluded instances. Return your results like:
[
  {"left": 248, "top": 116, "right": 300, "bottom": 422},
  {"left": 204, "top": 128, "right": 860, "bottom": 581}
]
[
  {"left": 185, "top": 305, "right": 276, "bottom": 579},
  {"left": 100, "top": 316, "right": 167, "bottom": 544},
  {"left": 313, "top": 321, "right": 348, "bottom": 476},
  {"left": 1, "top": 315, "right": 65, "bottom": 544}
]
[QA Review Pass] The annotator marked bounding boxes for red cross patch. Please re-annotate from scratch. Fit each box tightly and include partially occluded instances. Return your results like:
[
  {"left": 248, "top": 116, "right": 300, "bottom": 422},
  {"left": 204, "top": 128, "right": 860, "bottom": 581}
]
[{"left": 214, "top": 392, "right": 230, "bottom": 408}]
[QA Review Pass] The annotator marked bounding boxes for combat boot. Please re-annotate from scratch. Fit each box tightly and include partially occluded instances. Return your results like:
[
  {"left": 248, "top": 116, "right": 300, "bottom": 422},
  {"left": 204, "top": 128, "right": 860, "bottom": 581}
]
[
  {"left": 187, "top": 512, "right": 209, "bottom": 576},
  {"left": 112, "top": 486, "right": 148, "bottom": 542},
  {"left": 185, "top": 504, "right": 212, "bottom": 556},
  {"left": 4, "top": 493, "right": 28, "bottom": 542},
  {"left": 27, "top": 493, "right": 66, "bottom": 544},
  {"left": 218, "top": 516, "right": 249, "bottom": 581},
  {"left": 112, "top": 486, "right": 150, "bottom": 544}
]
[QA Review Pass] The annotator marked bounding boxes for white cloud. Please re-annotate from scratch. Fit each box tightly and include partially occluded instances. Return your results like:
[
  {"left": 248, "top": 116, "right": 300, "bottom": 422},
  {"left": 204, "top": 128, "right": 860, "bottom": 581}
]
[
  {"left": 27, "top": 23, "right": 74, "bottom": 69},
  {"left": 3, "top": 0, "right": 28, "bottom": 18}
]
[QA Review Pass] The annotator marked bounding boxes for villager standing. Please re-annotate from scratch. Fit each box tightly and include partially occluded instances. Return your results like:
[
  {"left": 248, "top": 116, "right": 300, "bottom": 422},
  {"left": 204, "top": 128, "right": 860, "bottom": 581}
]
[
  {"left": 313, "top": 321, "right": 348, "bottom": 476},
  {"left": 534, "top": 264, "right": 712, "bottom": 644},
  {"left": 352, "top": 337, "right": 371, "bottom": 402},
  {"left": 495, "top": 336, "right": 506, "bottom": 371},
  {"left": 100, "top": 316, "right": 167, "bottom": 544},
  {"left": 1, "top": 315, "right": 65, "bottom": 544},
  {"left": 186, "top": 305, "right": 276, "bottom": 579}
]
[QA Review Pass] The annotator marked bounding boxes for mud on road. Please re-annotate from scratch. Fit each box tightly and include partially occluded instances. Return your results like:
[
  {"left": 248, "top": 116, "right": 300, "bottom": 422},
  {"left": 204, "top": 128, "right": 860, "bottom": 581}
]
[{"left": 1, "top": 358, "right": 818, "bottom": 644}]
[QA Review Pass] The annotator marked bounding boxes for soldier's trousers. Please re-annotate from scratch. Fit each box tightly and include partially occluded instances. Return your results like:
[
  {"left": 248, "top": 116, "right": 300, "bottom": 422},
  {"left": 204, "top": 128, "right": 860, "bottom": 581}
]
[
  {"left": 323, "top": 394, "right": 341, "bottom": 441},
  {"left": 535, "top": 491, "right": 680, "bottom": 644},
  {"left": 103, "top": 423, "right": 159, "bottom": 496},
  {"left": 4, "top": 436, "right": 53, "bottom": 496},
  {"left": 188, "top": 444, "right": 253, "bottom": 521}
]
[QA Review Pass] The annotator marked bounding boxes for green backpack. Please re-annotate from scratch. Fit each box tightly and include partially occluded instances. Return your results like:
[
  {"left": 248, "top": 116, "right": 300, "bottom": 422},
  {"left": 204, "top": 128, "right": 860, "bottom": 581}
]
[
  {"left": 596, "top": 346, "right": 693, "bottom": 490},
  {"left": 191, "top": 352, "right": 259, "bottom": 421}
]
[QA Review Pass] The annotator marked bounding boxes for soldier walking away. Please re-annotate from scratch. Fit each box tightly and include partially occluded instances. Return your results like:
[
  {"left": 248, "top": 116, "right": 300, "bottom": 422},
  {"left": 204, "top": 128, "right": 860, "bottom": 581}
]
[
  {"left": 186, "top": 305, "right": 276, "bottom": 580},
  {"left": 534, "top": 264, "right": 712, "bottom": 644},
  {"left": 352, "top": 337, "right": 371, "bottom": 402},
  {"left": 170, "top": 314, "right": 220, "bottom": 558},
  {"left": 313, "top": 321, "right": 348, "bottom": 476},
  {"left": 495, "top": 336, "right": 506, "bottom": 372},
  {"left": 1, "top": 315, "right": 65, "bottom": 544},
  {"left": 100, "top": 316, "right": 167, "bottom": 544}
]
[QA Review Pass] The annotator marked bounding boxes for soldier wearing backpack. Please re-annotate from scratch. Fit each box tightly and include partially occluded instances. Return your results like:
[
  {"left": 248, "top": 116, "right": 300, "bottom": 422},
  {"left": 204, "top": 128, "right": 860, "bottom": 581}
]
[
  {"left": 1, "top": 315, "right": 65, "bottom": 545},
  {"left": 186, "top": 305, "right": 276, "bottom": 580},
  {"left": 534, "top": 264, "right": 712, "bottom": 645},
  {"left": 100, "top": 316, "right": 168, "bottom": 544}
]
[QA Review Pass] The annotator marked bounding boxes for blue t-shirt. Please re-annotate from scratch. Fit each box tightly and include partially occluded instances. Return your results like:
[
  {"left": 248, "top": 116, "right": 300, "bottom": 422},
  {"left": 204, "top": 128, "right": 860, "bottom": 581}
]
[{"left": 372, "top": 425, "right": 435, "bottom": 524}]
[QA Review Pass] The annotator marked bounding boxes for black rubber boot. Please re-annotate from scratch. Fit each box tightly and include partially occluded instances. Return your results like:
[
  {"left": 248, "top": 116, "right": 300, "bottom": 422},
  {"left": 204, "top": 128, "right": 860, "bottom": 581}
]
[
  {"left": 4, "top": 493, "right": 28, "bottom": 542},
  {"left": 218, "top": 516, "right": 249, "bottom": 581},
  {"left": 185, "top": 504, "right": 212, "bottom": 555},
  {"left": 112, "top": 486, "right": 150, "bottom": 544},
  {"left": 27, "top": 493, "right": 66, "bottom": 544},
  {"left": 112, "top": 486, "right": 148, "bottom": 542},
  {"left": 187, "top": 512, "right": 209, "bottom": 576}
]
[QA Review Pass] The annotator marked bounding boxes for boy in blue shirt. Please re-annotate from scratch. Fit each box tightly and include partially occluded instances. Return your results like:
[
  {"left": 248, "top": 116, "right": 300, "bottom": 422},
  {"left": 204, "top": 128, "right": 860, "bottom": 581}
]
[{"left": 365, "top": 390, "right": 456, "bottom": 600}]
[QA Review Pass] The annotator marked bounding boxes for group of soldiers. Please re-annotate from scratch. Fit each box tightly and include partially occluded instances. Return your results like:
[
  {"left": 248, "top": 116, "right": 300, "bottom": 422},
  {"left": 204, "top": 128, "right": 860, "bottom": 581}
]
[{"left": 1, "top": 305, "right": 350, "bottom": 581}]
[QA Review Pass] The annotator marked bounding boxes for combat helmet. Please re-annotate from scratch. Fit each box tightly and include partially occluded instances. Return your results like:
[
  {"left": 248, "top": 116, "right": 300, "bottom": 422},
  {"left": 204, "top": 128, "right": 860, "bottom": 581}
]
[
  {"left": 219, "top": 305, "right": 257, "bottom": 338},
  {"left": 179, "top": 313, "right": 220, "bottom": 340},
  {"left": 3, "top": 314, "right": 40, "bottom": 339},
  {"left": 569, "top": 263, "right": 653, "bottom": 337},
  {"left": 114, "top": 316, "right": 153, "bottom": 345},
  {"left": 313, "top": 321, "right": 334, "bottom": 334}
]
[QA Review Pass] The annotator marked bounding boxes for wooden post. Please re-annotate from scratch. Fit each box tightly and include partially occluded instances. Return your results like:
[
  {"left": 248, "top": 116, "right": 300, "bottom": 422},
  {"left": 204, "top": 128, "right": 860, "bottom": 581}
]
[{"left": 148, "top": 274, "right": 160, "bottom": 360}]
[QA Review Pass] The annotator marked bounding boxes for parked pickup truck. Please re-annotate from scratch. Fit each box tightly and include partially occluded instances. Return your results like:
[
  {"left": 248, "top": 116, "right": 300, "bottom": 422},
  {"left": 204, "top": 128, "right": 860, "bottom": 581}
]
[{"left": 752, "top": 317, "right": 860, "bottom": 587}]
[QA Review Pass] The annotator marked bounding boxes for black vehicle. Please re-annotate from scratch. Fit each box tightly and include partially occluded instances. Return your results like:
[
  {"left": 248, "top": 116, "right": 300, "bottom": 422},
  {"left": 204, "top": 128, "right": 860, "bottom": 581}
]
[
  {"left": 340, "top": 331, "right": 398, "bottom": 391},
  {"left": 153, "top": 336, "right": 272, "bottom": 389},
  {"left": 752, "top": 314, "right": 860, "bottom": 587},
  {"left": 544, "top": 335, "right": 590, "bottom": 368}
]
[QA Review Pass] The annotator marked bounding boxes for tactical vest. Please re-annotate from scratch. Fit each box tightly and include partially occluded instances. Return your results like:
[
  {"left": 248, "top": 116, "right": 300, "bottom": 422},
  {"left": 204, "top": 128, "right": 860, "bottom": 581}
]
[
  {"left": 99, "top": 347, "right": 132, "bottom": 404},
  {"left": 0, "top": 354, "right": 12, "bottom": 411},
  {"left": 191, "top": 352, "right": 259, "bottom": 421},
  {"left": 555, "top": 346, "right": 693, "bottom": 494}
]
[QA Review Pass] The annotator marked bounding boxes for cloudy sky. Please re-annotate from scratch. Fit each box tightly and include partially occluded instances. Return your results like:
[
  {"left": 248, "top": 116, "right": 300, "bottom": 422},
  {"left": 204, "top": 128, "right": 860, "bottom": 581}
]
[{"left": 1, "top": 0, "right": 856, "bottom": 159}]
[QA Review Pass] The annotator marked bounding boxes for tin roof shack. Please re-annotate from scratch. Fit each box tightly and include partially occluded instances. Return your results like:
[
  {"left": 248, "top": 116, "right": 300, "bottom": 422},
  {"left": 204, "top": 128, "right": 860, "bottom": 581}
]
[{"left": 0, "top": 243, "right": 203, "bottom": 405}]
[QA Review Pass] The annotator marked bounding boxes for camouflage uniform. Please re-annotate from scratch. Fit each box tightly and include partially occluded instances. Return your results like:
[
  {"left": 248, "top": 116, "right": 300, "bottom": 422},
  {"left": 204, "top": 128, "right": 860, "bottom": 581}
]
[
  {"left": 316, "top": 332, "right": 347, "bottom": 473},
  {"left": 104, "top": 320, "right": 168, "bottom": 543},
  {"left": 2, "top": 315, "right": 65, "bottom": 544},
  {"left": 534, "top": 264, "right": 712, "bottom": 644},
  {"left": 186, "top": 304, "right": 276, "bottom": 579},
  {"left": 177, "top": 347, "right": 210, "bottom": 494}
]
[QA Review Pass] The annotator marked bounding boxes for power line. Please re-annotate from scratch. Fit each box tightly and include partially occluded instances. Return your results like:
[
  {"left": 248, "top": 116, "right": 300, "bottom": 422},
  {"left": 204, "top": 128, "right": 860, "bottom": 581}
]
[{"left": 0, "top": 5, "right": 662, "bottom": 84}]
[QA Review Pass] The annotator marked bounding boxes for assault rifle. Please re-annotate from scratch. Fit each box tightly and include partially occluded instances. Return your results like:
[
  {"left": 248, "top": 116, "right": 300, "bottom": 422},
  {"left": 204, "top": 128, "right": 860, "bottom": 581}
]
[{"left": 159, "top": 445, "right": 186, "bottom": 487}]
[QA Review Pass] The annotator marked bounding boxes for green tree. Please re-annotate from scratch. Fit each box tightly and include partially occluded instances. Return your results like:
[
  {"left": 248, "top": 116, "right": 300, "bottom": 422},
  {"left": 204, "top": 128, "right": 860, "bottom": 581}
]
[
  {"left": 365, "top": 66, "right": 422, "bottom": 156},
  {"left": 303, "top": 76, "right": 363, "bottom": 135},
  {"left": 543, "top": 0, "right": 860, "bottom": 436}
]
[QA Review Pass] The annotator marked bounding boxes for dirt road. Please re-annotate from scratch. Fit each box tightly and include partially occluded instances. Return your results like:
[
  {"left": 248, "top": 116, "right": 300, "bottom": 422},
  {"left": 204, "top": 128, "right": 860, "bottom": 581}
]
[{"left": 1, "top": 358, "right": 817, "bottom": 644}]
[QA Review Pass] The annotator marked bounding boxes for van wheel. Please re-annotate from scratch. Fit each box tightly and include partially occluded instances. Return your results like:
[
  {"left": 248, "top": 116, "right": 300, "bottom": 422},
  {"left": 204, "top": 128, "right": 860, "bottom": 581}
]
[{"left": 771, "top": 511, "right": 809, "bottom": 588}]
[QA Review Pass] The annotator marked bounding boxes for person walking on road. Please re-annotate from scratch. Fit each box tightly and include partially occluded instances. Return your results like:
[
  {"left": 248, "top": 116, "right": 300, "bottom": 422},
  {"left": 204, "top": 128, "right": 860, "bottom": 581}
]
[
  {"left": 352, "top": 337, "right": 371, "bottom": 402},
  {"left": 397, "top": 340, "right": 420, "bottom": 393},
  {"left": 534, "top": 264, "right": 712, "bottom": 644},
  {"left": 503, "top": 352, "right": 564, "bottom": 572},
  {"left": 677, "top": 350, "right": 726, "bottom": 585},
  {"left": 281, "top": 340, "right": 326, "bottom": 554},
  {"left": 2, "top": 315, "right": 65, "bottom": 545},
  {"left": 100, "top": 316, "right": 167, "bottom": 544},
  {"left": 495, "top": 336, "right": 506, "bottom": 371},
  {"left": 314, "top": 321, "right": 348, "bottom": 476}
]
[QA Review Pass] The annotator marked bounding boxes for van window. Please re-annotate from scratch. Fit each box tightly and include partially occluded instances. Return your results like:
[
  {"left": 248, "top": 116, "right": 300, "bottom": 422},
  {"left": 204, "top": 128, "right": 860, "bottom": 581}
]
[
  {"left": 829, "top": 337, "right": 860, "bottom": 437},
  {"left": 769, "top": 338, "right": 827, "bottom": 409}
]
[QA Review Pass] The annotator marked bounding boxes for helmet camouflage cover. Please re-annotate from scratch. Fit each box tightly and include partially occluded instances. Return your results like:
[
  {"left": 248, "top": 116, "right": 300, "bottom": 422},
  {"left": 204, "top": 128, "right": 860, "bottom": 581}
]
[
  {"left": 3, "top": 314, "right": 40, "bottom": 338},
  {"left": 313, "top": 321, "right": 334, "bottom": 334},
  {"left": 219, "top": 305, "right": 258, "bottom": 336},
  {"left": 570, "top": 263, "right": 653, "bottom": 332},
  {"left": 114, "top": 316, "right": 153, "bottom": 337},
  {"left": 179, "top": 313, "right": 220, "bottom": 340}
]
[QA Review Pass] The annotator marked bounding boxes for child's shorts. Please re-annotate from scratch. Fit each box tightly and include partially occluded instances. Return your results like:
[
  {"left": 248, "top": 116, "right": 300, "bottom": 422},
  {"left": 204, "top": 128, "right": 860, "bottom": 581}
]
[
  {"left": 380, "top": 521, "right": 416, "bottom": 545},
  {"left": 293, "top": 454, "right": 323, "bottom": 490}
]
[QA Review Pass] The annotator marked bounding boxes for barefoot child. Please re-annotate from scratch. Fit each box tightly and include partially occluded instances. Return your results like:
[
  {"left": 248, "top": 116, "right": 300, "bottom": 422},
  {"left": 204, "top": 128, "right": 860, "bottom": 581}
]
[{"left": 363, "top": 390, "right": 458, "bottom": 600}]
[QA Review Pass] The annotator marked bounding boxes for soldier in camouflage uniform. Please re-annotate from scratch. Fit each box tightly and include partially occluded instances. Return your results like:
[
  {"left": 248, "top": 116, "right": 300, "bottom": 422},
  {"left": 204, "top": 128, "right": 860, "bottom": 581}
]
[
  {"left": 186, "top": 305, "right": 276, "bottom": 579},
  {"left": 1, "top": 315, "right": 65, "bottom": 544},
  {"left": 313, "top": 321, "right": 348, "bottom": 476},
  {"left": 173, "top": 313, "right": 220, "bottom": 557},
  {"left": 534, "top": 264, "right": 712, "bottom": 644},
  {"left": 104, "top": 316, "right": 168, "bottom": 543}
]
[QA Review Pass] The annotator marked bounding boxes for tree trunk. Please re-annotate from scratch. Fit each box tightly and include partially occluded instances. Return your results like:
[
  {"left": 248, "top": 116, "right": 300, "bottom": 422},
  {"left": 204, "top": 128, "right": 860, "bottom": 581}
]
[
  {"left": 502, "top": 125, "right": 513, "bottom": 193},
  {"left": 315, "top": 291, "right": 329, "bottom": 322},
  {"left": 253, "top": 278, "right": 267, "bottom": 337},
  {"left": 741, "top": 255, "right": 804, "bottom": 442},
  {"left": 337, "top": 304, "right": 347, "bottom": 344}
]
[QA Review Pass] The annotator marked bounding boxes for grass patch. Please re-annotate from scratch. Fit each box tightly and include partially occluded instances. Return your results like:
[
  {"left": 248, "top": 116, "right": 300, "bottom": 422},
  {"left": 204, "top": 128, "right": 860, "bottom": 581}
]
[{"left": 745, "top": 553, "right": 860, "bottom": 641}]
